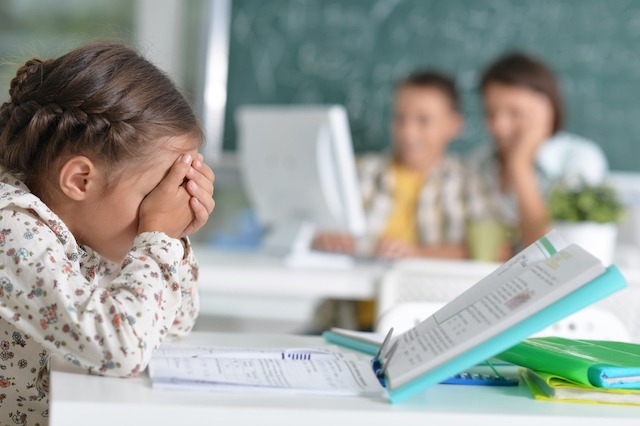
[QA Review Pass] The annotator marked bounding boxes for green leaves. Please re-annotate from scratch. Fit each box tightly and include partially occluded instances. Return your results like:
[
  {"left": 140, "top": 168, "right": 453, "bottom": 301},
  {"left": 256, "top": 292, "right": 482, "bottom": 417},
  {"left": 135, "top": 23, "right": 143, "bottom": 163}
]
[{"left": 549, "top": 183, "right": 626, "bottom": 223}]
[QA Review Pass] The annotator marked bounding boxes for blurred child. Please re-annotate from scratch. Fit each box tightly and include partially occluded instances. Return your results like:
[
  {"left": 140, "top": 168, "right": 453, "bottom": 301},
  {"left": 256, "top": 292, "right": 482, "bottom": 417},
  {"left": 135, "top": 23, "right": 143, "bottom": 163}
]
[
  {"left": 314, "top": 71, "right": 468, "bottom": 260},
  {"left": 0, "top": 42, "right": 215, "bottom": 422},
  {"left": 468, "top": 52, "right": 608, "bottom": 249}
]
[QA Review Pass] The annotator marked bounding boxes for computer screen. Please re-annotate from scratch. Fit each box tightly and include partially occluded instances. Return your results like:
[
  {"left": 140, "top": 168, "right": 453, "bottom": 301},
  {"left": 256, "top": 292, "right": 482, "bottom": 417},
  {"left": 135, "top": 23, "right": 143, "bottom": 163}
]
[{"left": 236, "top": 105, "right": 367, "bottom": 254}]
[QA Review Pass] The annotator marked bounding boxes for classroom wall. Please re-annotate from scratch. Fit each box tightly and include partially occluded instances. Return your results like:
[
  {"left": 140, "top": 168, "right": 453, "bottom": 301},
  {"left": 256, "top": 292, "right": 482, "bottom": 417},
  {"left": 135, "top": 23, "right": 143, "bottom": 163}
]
[{"left": 223, "top": 0, "right": 640, "bottom": 172}]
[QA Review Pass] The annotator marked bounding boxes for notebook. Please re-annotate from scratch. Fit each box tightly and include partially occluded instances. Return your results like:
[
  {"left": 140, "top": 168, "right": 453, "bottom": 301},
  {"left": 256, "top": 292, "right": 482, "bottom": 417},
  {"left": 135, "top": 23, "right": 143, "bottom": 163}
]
[{"left": 521, "top": 368, "right": 640, "bottom": 405}]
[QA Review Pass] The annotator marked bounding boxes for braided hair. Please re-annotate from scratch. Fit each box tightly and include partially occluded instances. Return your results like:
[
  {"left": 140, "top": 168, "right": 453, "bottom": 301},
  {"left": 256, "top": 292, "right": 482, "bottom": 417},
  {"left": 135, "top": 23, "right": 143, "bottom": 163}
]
[{"left": 0, "top": 42, "right": 203, "bottom": 202}]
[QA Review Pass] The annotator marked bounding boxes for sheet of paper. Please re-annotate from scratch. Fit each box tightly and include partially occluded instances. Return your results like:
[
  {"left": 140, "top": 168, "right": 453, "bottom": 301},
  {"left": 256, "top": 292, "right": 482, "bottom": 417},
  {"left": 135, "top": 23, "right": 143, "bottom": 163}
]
[
  {"left": 386, "top": 243, "right": 605, "bottom": 388},
  {"left": 154, "top": 344, "right": 355, "bottom": 361},
  {"left": 148, "top": 356, "right": 384, "bottom": 397}
]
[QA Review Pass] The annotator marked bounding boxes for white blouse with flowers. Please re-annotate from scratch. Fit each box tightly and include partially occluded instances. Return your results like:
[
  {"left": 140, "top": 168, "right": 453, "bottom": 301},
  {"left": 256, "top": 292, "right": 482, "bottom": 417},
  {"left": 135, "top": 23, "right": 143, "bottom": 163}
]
[{"left": 0, "top": 171, "right": 200, "bottom": 426}]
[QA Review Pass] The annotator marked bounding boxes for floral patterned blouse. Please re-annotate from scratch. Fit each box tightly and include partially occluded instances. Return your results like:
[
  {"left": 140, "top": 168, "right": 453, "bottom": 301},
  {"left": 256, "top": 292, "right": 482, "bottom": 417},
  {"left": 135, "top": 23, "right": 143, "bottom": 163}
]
[{"left": 0, "top": 171, "right": 200, "bottom": 426}]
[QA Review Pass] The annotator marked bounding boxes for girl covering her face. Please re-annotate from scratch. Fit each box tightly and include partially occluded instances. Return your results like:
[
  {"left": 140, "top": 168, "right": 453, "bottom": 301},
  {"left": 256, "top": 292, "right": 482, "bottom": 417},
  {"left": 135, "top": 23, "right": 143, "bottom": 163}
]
[{"left": 0, "top": 42, "right": 215, "bottom": 423}]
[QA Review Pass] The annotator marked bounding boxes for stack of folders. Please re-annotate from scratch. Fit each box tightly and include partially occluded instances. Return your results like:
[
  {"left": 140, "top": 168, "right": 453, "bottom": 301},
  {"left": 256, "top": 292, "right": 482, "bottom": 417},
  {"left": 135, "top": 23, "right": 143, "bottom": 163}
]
[{"left": 497, "top": 337, "right": 640, "bottom": 405}]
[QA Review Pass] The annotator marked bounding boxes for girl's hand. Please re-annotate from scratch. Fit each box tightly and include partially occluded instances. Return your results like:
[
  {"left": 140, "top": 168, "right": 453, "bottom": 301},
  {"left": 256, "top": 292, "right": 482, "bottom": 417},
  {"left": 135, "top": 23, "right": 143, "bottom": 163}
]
[
  {"left": 374, "top": 238, "right": 419, "bottom": 260},
  {"left": 138, "top": 154, "right": 195, "bottom": 238},
  {"left": 180, "top": 153, "right": 215, "bottom": 238},
  {"left": 508, "top": 92, "right": 554, "bottom": 166}
]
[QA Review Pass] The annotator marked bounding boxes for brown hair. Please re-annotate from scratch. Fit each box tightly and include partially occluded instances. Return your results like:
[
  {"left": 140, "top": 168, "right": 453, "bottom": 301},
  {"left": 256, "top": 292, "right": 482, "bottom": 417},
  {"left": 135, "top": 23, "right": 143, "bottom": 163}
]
[
  {"left": 399, "top": 70, "right": 460, "bottom": 112},
  {"left": 480, "top": 52, "right": 564, "bottom": 133},
  {"left": 0, "top": 42, "right": 203, "bottom": 202}
]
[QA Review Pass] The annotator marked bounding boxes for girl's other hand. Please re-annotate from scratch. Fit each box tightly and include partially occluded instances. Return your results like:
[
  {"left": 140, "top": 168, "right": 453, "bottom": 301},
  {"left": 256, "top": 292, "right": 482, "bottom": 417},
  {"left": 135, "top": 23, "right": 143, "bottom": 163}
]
[
  {"left": 509, "top": 92, "right": 554, "bottom": 165},
  {"left": 180, "top": 153, "right": 216, "bottom": 238},
  {"left": 312, "top": 232, "right": 355, "bottom": 254},
  {"left": 138, "top": 154, "right": 195, "bottom": 238}
]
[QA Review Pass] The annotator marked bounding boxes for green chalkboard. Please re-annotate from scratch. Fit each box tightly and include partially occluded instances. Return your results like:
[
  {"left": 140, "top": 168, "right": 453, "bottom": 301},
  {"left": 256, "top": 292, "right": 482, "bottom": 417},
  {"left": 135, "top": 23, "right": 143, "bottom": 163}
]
[{"left": 224, "top": 0, "right": 640, "bottom": 172}]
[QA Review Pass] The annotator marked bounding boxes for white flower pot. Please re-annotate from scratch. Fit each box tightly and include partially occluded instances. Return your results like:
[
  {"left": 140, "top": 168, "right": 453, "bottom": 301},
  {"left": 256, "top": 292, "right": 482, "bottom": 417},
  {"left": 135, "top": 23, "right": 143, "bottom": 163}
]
[{"left": 553, "top": 221, "right": 618, "bottom": 266}]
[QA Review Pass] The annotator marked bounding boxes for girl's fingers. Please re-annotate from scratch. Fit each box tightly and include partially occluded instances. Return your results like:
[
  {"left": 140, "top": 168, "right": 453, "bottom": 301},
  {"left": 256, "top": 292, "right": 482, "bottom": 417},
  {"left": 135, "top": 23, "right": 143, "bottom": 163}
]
[
  {"left": 187, "top": 168, "right": 214, "bottom": 196},
  {"left": 190, "top": 196, "right": 209, "bottom": 230},
  {"left": 186, "top": 181, "right": 215, "bottom": 213},
  {"left": 192, "top": 157, "right": 215, "bottom": 183},
  {"left": 163, "top": 155, "right": 192, "bottom": 191}
]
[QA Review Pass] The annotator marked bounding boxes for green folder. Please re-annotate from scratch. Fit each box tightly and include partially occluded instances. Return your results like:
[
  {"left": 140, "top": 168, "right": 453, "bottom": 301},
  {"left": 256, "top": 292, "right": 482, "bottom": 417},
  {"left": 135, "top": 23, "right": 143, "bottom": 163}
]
[{"left": 497, "top": 336, "right": 640, "bottom": 389}]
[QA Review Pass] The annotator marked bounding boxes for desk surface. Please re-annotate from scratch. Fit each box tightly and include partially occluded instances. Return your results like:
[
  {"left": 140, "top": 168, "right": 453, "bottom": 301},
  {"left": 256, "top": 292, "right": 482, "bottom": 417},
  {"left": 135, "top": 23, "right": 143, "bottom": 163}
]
[
  {"left": 50, "top": 331, "right": 640, "bottom": 426},
  {"left": 192, "top": 245, "right": 640, "bottom": 300},
  {"left": 193, "top": 245, "right": 387, "bottom": 299}
]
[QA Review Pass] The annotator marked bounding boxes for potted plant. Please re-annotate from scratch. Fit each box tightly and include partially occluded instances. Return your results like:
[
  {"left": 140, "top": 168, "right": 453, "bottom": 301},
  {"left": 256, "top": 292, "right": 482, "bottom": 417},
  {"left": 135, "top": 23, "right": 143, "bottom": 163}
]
[{"left": 549, "top": 183, "right": 625, "bottom": 265}]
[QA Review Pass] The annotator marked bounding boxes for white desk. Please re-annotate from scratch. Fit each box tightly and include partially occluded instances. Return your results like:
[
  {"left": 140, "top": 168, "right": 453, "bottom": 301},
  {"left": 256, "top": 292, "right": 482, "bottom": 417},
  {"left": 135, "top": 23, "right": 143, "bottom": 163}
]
[
  {"left": 192, "top": 245, "right": 640, "bottom": 299},
  {"left": 193, "top": 245, "right": 386, "bottom": 300},
  {"left": 50, "top": 331, "right": 640, "bottom": 426},
  {"left": 191, "top": 245, "right": 640, "bottom": 335}
]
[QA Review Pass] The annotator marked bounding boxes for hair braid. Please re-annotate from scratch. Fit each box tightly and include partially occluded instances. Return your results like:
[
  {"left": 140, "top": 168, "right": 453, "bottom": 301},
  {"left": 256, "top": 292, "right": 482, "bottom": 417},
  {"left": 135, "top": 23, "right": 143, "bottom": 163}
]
[
  {"left": 8, "top": 58, "right": 43, "bottom": 103},
  {"left": 0, "top": 42, "right": 203, "bottom": 202}
]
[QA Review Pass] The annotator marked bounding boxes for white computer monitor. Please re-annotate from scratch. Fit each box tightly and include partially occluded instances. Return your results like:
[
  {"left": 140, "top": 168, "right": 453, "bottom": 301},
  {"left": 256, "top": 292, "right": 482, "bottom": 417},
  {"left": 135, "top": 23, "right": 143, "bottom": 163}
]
[{"left": 236, "top": 105, "right": 367, "bottom": 256}]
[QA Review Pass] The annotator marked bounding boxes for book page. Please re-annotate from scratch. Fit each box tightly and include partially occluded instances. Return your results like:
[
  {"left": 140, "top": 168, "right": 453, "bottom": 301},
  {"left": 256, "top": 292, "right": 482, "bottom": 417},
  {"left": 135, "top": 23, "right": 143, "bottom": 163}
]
[
  {"left": 154, "top": 344, "right": 354, "bottom": 360},
  {"left": 433, "top": 229, "right": 567, "bottom": 324},
  {"left": 148, "top": 357, "right": 383, "bottom": 397},
  {"left": 385, "top": 244, "right": 605, "bottom": 388}
]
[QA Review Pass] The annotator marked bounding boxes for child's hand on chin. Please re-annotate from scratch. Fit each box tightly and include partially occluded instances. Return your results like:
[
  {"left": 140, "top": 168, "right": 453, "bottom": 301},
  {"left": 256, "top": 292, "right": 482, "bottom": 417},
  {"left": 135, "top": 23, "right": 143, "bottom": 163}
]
[{"left": 138, "top": 153, "right": 215, "bottom": 239}]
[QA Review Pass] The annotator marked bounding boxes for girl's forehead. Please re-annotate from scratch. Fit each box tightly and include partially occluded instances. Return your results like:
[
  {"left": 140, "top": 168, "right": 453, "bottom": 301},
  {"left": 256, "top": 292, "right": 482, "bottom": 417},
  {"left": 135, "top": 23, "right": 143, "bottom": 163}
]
[
  {"left": 126, "top": 143, "right": 199, "bottom": 188},
  {"left": 165, "top": 134, "right": 201, "bottom": 151}
]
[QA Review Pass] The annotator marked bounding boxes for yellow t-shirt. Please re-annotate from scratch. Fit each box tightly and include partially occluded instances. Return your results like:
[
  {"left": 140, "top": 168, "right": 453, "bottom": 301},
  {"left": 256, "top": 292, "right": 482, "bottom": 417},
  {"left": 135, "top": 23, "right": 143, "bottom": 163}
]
[{"left": 379, "top": 162, "right": 425, "bottom": 244}]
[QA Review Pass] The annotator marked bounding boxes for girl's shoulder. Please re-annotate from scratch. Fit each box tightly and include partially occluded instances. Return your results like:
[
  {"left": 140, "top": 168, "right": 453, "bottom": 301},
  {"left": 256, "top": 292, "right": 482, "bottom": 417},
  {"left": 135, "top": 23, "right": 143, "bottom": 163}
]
[
  {"left": 0, "top": 171, "right": 75, "bottom": 248},
  {"left": 0, "top": 171, "right": 31, "bottom": 203}
]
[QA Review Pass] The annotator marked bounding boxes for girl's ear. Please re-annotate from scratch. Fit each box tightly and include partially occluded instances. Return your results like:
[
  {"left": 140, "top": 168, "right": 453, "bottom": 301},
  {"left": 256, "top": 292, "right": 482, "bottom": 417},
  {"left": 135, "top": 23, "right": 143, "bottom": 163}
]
[{"left": 58, "top": 156, "right": 97, "bottom": 201}]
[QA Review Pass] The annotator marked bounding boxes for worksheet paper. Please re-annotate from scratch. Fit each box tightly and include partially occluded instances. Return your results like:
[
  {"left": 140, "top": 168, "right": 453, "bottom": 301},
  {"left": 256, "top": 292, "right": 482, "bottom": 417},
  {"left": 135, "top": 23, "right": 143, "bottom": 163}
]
[
  {"left": 385, "top": 241, "right": 605, "bottom": 389},
  {"left": 148, "top": 346, "right": 383, "bottom": 397},
  {"left": 154, "top": 344, "right": 355, "bottom": 360}
]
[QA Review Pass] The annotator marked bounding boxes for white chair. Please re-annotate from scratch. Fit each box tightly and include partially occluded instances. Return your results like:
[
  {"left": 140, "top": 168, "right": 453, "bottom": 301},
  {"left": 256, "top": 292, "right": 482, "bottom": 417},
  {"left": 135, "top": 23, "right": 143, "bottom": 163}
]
[{"left": 532, "top": 307, "right": 631, "bottom": 341}]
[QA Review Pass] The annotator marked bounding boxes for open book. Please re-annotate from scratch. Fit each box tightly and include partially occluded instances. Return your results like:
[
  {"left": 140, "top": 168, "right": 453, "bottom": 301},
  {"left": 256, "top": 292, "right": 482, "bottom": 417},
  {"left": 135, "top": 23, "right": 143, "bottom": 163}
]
[
  {"left": 148, "top": 231, "right": 626, "bottom": 403},
  {"left": 381, "top": 230, "right": 627, "bottom": 402}
]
